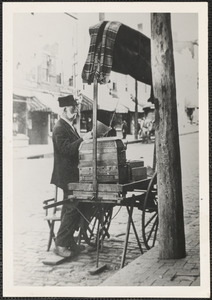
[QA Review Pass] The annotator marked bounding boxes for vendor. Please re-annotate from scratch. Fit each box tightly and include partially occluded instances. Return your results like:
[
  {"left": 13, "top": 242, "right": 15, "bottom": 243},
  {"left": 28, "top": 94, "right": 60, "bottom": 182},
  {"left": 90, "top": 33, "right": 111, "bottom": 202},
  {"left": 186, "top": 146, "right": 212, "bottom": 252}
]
[{"left": 51, "top": 94, "right": 92, "bottom": 258}]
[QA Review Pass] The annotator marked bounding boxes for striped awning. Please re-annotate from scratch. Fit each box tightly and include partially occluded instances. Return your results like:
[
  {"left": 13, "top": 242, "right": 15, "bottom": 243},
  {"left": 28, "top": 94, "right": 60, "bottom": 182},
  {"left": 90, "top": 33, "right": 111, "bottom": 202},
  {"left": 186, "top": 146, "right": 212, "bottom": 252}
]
[
  {"left": 32, "top": 92, "right": 60, "bottom": 114},
  {"left": 81, "top": 94, "right": 93, "bottom": 111},
  {"left": 80, "top": 92, "right": 129, "bottom": 113},
  {"left": 13, "top": 93, "right": 52, "bottom": 112},
  {"left": 13, "top": 89, "right": 61, "bottom": 114},
  {"left": 27, "top": 97, "right": 52, "bottom": 112}
]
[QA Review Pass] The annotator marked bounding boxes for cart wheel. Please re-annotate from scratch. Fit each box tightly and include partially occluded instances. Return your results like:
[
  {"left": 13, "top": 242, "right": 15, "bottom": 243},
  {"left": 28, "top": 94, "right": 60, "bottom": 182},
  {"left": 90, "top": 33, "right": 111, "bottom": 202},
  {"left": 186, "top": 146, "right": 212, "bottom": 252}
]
[
  {"left": 81, "top": 204, "right": 113, "bottom": 248},
  {"left": 142, "top": 172, "right": 158, "bottom": 250}
]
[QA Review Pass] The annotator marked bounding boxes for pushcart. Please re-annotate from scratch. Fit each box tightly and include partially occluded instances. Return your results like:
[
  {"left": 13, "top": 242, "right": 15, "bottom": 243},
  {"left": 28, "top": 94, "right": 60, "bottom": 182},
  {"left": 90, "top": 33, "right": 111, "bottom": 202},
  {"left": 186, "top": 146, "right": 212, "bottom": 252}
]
[{"left": 43, "top": 167, "right": 158, "bottom": 268}]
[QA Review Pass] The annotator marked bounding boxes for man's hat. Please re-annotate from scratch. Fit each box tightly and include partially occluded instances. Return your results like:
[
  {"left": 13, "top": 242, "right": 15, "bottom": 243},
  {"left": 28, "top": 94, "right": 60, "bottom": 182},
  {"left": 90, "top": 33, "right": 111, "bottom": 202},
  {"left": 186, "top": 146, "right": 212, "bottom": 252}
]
[{"left": 58, "top": 95, "right": 78, "bottom": 107}]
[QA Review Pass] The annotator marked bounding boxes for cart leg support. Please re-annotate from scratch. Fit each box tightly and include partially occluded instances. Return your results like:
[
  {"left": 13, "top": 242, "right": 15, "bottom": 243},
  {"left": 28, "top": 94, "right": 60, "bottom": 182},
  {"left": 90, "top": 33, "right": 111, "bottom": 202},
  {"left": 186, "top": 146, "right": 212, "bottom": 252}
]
[
  {"left": 120, "top": 201, "right": 143, "bottom": 269},
  {"left": 126, "top": 205, "right": 143, "bottom": 254},
  {"left": 120, "top": 204, "right": 133, "bottom": 269}
]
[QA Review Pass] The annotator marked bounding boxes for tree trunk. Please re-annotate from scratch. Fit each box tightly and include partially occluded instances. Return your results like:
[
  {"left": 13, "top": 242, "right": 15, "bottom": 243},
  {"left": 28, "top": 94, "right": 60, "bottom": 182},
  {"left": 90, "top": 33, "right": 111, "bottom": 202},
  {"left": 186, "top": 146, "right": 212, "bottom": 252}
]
[{"left": 151, "top": 13, "right": 186, "bottom": 259}]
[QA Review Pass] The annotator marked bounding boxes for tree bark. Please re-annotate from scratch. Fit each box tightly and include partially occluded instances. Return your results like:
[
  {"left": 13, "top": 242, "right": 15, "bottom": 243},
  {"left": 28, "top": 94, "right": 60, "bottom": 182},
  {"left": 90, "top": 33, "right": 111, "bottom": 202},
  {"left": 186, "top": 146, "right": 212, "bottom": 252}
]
[{"left": 151, "top": 13, "right": 186, "bottom": 259}]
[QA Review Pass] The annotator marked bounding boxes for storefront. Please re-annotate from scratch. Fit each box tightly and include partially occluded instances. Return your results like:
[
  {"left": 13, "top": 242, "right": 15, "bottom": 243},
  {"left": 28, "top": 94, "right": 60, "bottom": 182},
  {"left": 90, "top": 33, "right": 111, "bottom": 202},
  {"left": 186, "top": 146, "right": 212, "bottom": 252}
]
[{"left": 13, "top": 91, "right": 59, "bottom": 146}]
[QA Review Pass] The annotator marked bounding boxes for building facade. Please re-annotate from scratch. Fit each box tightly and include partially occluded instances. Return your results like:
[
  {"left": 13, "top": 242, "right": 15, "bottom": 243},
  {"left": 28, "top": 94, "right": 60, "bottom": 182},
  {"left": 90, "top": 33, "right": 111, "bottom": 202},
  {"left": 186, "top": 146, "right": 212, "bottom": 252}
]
[
  {"left": 13, "top": 13, "right": 78, "bottom": 146},
  {"left": 13, "top": 12, "right": 198, "bottom": 146}
]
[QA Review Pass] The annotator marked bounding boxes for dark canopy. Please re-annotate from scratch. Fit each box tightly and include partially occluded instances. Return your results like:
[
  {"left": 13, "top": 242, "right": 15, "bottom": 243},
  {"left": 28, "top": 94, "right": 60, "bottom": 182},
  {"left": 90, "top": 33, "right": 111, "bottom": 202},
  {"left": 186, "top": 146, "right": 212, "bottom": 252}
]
[
  {"left": 112, "top": 23, "right": 152, "bottom": 85},
  {"left": 82, "top": 21, "right": 152, "bottom": 86}
]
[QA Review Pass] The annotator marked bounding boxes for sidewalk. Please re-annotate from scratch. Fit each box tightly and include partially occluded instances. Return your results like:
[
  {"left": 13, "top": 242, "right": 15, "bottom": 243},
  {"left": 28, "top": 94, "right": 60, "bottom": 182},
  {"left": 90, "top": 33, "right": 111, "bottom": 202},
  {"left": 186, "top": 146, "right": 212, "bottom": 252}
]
[
  {"left": 13, "top": 124, "right": 198, "bottom": 160},
  {"left": 13, "top": 143, "right": 54, "bottom": 159},
  {"left": 101, "top": 219, "right": 200, "bottom": 286}
]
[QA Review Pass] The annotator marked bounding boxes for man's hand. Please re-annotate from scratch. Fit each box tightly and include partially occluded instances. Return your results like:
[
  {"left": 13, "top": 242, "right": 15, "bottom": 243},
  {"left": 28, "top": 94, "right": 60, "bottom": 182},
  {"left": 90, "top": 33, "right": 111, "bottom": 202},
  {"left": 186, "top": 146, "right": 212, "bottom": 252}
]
[{"left": 83, "top": 131, "right": 93, "bottom": 141}]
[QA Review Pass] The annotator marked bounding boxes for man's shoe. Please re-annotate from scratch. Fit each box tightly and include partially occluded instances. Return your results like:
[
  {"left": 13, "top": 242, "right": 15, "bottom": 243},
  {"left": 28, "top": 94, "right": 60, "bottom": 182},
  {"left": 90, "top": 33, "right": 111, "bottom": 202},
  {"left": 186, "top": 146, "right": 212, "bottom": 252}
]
[
  {"left": 54, "top": 246, "right": 73, "bottom": 258},
  {"left": 70, "top": 243, "right": 85, "bottom": 253}
]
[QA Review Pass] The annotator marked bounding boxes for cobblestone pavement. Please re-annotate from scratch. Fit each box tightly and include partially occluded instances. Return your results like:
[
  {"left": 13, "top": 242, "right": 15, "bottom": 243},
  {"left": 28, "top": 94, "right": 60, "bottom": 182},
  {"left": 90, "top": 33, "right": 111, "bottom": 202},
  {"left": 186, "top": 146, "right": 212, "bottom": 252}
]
[
  {"left": 14, "top": 207, "right": 148, "bottom": 286},
  {"left": 12, "top": 133, "right": 199, "bottom": 287}
]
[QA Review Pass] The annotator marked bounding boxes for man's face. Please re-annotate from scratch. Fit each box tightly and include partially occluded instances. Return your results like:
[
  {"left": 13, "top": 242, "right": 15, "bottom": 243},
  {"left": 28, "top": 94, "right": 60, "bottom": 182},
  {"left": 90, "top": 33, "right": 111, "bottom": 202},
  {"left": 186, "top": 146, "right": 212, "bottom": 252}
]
[{"left": 65, "top": 105, "right": 79, "bottom": 121}]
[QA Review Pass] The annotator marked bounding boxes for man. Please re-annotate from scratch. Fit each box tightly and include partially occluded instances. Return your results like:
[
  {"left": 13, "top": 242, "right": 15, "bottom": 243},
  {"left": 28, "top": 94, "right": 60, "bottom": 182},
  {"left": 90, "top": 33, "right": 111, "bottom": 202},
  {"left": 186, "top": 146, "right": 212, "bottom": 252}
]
[
  {"left": 121, "top": 120, "right": 128, "bottom": 139},
  {"left": 51, "top": 95, "right": 92, "bottom": 258}
]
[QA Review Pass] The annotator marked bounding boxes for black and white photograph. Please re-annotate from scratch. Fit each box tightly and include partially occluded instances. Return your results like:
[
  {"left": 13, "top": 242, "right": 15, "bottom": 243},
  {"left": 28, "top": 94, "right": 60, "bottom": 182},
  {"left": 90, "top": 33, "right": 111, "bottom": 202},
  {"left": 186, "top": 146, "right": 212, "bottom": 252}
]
[{"left": 3, "top": 2, "right": 209, "bottom": 298}]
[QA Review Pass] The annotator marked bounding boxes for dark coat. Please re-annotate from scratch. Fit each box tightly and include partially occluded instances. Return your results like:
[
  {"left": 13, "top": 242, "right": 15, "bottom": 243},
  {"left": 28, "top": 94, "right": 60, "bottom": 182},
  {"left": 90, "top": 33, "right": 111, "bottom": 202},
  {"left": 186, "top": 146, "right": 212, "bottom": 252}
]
[{"left": 51, "top": 118, "right": 83, "bottom": 190}]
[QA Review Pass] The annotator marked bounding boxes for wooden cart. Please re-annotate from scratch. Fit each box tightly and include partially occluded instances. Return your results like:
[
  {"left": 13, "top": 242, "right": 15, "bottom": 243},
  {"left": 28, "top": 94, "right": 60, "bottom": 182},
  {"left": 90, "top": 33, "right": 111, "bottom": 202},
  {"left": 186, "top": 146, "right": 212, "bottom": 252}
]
[
  {"left": 43, "top": 166, "right": 158, "bottom": 268},
  {"left": 68, "top": 172, "right": 158, "bottom": 268}
]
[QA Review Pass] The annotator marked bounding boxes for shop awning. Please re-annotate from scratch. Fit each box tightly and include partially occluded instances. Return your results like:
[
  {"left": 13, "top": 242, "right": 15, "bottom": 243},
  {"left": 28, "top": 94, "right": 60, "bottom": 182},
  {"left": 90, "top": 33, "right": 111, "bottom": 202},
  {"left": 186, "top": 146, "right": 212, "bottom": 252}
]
[
  {"left": 33, "top": 92, "right": 60, "bottom": 114},
  {"left": 80, "top": 92, "right": 130, "bottom": 113},
  {"left": 129, "top": 104, "right": 144, "bottom": 113},
  {"left": 80, "top": 94, "right": 93, "bottom": 111},
  {"left": 13, "top": 94, "right": 28, "bottom": 102},
  {"left": 13, "top": 94, "right": 52, "bottom": 112},
  {"left": 80, "top": 92, "right": 117, "bottom": 112},
  {"left": 114, "top": 102, "right": 129, "bottom": 113},
  {"left": 27, "top": 96, "right": 52, "bottom": 112},
  {"left": 13, "top": 88, "right": 61, "bottom": 114},
  {"left": 13, "top": 87, "right": 33, "bottom": 98}
]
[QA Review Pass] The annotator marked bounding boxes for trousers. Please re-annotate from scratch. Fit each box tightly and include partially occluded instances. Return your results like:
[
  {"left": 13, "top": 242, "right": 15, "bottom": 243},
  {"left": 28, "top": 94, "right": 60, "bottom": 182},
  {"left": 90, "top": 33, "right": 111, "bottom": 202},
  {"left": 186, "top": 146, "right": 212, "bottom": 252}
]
[{"left": 55, "top": 190, "right": 83, "bottom": 247}]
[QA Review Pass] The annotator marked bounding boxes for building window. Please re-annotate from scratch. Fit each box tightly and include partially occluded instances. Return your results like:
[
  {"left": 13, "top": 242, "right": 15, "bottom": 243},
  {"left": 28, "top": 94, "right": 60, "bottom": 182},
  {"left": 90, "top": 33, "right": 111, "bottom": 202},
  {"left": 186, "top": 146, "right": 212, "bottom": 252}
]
[{"left": 42, "top": 54, "right": 52, "bottom": 82}]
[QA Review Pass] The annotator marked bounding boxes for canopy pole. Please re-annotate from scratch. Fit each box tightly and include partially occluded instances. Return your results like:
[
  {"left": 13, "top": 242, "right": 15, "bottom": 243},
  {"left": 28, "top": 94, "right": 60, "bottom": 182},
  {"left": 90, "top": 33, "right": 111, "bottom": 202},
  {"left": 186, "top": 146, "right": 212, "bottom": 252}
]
[
  {"left": 93, "top": 77, "right": 98, "bottom": 198},
  {"left": 134, "top": 79, "right": 138, "bottom": 140}
]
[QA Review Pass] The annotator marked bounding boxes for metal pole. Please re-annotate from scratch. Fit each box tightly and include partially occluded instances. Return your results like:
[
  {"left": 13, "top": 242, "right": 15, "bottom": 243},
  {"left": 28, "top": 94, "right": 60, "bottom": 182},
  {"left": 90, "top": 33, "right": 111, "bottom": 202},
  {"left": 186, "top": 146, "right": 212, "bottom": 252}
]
[
  {"left": 153, "top": 141, "right": 156, "bottom": 171},
  {"left": 93, "top": 77, "right": 98, "bottom": 198},
  {"left": 134, "top": 80, "right": 138, "bottom": 139}
]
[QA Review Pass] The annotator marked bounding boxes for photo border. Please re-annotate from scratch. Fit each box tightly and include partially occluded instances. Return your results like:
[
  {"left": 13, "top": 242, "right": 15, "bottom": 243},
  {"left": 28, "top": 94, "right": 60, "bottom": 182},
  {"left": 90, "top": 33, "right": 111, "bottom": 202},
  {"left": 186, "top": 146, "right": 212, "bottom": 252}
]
[{"left": 2, "top": 1, "right": 210, "bottom": 298}]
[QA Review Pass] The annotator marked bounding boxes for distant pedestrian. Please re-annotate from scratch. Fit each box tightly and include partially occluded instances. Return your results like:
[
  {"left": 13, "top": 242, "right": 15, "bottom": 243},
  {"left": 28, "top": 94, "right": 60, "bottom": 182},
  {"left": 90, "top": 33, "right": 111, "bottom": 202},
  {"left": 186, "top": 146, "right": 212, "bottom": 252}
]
[
  {"left": 137, "top": 121, "right": 141, "bottom": 135},
  {"left": 149, "top": 120, "right": 155, "bottom": 138},
  {"left": 138, "top": 117, "right": 145, "bottom": 138},
  {"left": 121, "top": 120, "right": 128, "bottom": 139},
  {"left": 141, "top": 117, "right": 150, "bottom": 143},
  {"left": 86, "top": 117, "right": 92, "bottom": 132}
]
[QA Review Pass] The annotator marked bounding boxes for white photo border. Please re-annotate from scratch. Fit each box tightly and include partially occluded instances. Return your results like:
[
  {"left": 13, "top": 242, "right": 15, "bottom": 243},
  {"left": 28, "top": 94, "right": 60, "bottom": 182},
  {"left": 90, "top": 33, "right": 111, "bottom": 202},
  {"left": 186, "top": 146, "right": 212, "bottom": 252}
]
[{"left": 3, "top": 1, "right": 209, "bottom": 298}]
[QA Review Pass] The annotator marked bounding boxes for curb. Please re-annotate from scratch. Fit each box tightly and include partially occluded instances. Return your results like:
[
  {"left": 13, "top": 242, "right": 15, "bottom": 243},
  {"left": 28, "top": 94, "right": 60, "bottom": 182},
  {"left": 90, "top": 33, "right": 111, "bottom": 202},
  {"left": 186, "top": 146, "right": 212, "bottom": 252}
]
[
  {"left": 27, "top": 153, "right": 53, "bottom": 159},
  {"left": 126, "top": 130, "right": 198, "bottom": 145},
  {"left": 179, "top": 130, "right": 198, "bottom": 136}
]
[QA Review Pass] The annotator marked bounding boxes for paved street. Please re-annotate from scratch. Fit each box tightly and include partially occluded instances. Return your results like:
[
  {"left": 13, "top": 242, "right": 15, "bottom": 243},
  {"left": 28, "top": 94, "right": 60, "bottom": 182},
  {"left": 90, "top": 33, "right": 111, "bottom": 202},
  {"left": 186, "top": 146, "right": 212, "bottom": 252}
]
[{"left": 12, "top": 133, "right": 199, "bottom": 287}]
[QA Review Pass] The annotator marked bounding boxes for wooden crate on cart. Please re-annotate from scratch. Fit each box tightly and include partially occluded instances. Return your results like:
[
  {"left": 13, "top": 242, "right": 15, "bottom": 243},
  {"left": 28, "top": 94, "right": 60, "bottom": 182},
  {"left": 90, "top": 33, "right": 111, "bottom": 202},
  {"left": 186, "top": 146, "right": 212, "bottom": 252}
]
[{"left": 78, "top": 137, "right": 128, "bottom": 184}]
